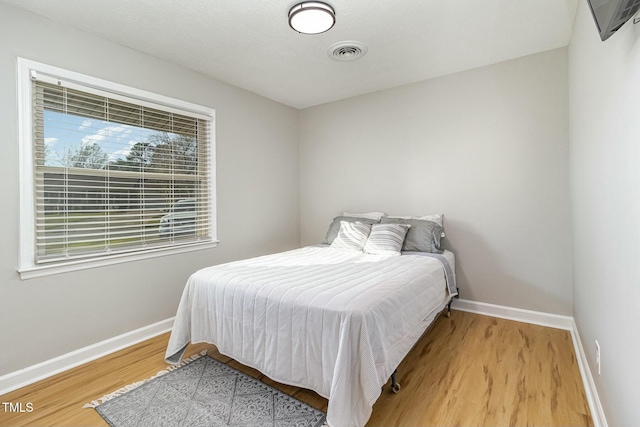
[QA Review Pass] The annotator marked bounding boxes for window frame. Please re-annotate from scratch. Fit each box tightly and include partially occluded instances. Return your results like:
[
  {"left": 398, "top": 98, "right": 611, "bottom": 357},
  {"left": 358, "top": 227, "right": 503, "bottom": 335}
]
[{"left": 17, "top": 58, "right": 218, "bottom": 280}]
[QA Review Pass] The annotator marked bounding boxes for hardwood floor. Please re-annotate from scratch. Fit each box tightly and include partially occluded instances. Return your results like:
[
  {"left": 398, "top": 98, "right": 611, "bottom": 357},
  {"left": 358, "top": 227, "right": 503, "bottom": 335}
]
[{"left": 0, "top": 311, "right": 592, "bottom": 427}]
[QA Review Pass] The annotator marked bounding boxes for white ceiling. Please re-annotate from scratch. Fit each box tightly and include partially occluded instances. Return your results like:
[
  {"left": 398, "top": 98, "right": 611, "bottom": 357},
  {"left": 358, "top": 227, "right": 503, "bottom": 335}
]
[{"left": 3, "top": 0, "right": 578, "bottom": 109}]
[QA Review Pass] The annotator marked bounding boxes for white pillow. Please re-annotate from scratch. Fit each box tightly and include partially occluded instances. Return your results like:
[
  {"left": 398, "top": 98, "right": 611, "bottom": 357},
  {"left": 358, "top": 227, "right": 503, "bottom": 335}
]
[
  {"left": 342, "top": 211, "right": 386, "bottom": 221},
  {"left": 364, "top": 223, "right": 411, "bottom": 256},
  {"left": 330, "top": 221, "right": 372, "bottom": 252},
  {"left": 387, "top": 213, "right": 443, "bottom": 226},
  {"left": 419, "top": 214, "right": 443, "bottom": 226}
]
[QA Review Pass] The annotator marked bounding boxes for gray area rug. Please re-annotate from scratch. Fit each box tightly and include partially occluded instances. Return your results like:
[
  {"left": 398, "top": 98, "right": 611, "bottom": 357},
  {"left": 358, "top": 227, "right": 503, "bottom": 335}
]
[{"left": 90, "top": 354, "right": 327, "bottom": 427}]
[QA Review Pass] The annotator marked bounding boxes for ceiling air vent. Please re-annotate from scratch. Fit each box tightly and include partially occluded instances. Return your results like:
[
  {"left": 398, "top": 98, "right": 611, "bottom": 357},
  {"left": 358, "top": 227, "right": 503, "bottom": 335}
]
[{"left": 328, "top": 41, "right": 368, "bottom": 61}]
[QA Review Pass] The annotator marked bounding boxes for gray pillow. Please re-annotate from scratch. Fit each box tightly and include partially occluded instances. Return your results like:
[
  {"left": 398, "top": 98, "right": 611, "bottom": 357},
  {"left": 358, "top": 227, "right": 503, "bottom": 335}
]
[
  {"left": 380, "top": 217, "right": 444, "bottom": 253},
  {"left": 323, "top": 216, "right": 379, "bottom": 244}
]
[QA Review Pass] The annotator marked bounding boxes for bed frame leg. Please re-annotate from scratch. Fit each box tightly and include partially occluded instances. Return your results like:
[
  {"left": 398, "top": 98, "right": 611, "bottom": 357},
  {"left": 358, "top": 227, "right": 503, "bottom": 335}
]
[
  {"left": 390, "top": 369, "right": 400, "bottom": 393},
  {"left": 446, "top": 291, "right": 460, "bottom": 318}
]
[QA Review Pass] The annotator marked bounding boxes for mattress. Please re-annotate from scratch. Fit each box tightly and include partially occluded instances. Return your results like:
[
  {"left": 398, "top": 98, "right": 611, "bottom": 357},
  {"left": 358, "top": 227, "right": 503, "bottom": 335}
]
[{"left": 165, "top": 246, "right": 455, "bottom": 427}]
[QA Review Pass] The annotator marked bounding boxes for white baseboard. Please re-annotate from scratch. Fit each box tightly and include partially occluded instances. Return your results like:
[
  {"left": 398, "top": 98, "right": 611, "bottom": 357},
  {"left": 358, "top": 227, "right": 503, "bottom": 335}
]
[
  {"left": 570, "top": 319, "right": 608, "bottom": 427},
  {"left": 451, "top": 298, "right": 574, "bottom": 330},
  {"left": 0, "top": 300, "right": 607, "bottom": 427},
  {"left": 451, "top": 298, "right": 606, "bottom": 426},
  {"left": 0, "top": 317, "right": 174, "bottom": 397}
]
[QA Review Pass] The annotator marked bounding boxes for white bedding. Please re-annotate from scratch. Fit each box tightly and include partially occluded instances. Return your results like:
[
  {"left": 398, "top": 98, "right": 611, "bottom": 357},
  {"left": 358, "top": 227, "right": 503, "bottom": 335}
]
[{"left": 165, "top": 246, "right": 455, "bottom": 427}]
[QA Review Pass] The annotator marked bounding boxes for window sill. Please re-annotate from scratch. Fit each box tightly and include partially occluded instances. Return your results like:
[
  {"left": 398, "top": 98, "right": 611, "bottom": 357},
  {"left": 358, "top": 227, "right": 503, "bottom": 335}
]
[{"left": 18, "top": 240, "right": 219, "bottom": 280}]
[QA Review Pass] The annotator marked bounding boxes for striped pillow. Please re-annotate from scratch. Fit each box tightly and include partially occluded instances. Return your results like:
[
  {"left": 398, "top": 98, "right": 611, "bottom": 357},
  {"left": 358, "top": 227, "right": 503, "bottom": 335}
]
[
  {"left": 330, "top": 221, "right": 372, "bottom": 252},
  {"left": 364, "top": 223, "right": 411, "bottom": 256},
  {"left": 323, "top": 216, "right": 379, "bottom": 245}
]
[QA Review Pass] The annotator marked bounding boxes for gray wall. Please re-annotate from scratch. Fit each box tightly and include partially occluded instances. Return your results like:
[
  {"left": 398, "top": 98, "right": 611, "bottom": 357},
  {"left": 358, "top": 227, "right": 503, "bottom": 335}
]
[
  {"left": 0, "top": 3, "right": 300, "bottom": 376},
  {"left": 10, "top": 7, "right": 637, "bottom": 425},
  {"left": 569, "top": 2, "right": 640, "bottom": 425},
  {"left": 299, "top": 48, "right": 572, "bottom": 315}
]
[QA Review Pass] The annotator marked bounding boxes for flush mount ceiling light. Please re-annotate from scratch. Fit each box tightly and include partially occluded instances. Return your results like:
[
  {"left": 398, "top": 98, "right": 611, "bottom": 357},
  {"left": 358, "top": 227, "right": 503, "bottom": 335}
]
[{"left": 289, "top": 2, "right": 336, "bottom": 35}]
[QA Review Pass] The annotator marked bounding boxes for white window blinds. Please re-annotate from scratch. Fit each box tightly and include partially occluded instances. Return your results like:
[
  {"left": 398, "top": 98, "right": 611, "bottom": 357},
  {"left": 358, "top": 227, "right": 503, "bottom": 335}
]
[{"left": 31, "top": 75, "right": 213, "bottom": 265}]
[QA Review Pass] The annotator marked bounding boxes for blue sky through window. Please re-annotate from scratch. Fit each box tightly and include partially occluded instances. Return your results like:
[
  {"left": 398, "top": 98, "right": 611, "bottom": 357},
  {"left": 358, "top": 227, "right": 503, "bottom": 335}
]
[{"left": 43, "top": 109, "right": 155, "bottom": 167}]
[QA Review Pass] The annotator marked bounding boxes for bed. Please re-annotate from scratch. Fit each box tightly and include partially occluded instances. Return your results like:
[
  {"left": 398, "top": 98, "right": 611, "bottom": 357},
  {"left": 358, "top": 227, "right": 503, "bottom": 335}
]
[{"left": 165, "top": 243, "right": 457, "bottom": 427}]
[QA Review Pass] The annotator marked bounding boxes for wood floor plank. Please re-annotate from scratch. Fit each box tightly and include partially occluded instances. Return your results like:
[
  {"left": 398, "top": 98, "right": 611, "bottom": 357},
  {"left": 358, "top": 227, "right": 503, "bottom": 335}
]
[
  {"left": 526, "top": 325, "right": 593, "bottom": 427},
  {"left": 0, "top": 311, "right": 592, "bottom": 427}
]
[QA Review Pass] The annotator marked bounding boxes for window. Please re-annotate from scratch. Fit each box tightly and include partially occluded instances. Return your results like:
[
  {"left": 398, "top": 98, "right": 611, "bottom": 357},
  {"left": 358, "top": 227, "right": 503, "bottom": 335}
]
[{"left": 18, "top": 59, "right": 217, "bottom": 279}]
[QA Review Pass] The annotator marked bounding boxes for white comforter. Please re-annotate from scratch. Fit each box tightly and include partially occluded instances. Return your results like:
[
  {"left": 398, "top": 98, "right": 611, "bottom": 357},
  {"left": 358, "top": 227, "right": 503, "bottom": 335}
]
[{"left": 165, "top": 246, "right": 454, "bottom": 427}]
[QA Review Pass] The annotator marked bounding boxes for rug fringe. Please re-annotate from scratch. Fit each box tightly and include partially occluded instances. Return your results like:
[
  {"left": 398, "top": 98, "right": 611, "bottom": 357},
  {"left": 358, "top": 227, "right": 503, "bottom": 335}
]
[{"left": 83, "top": 350, "right": 207, "bottom": 408}]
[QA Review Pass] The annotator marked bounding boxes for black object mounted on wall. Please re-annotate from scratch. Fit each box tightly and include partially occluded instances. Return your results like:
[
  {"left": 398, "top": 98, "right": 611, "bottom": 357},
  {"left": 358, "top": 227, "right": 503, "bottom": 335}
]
[{"left": 586, "top": 0, "right": 640, "bottom": 40}]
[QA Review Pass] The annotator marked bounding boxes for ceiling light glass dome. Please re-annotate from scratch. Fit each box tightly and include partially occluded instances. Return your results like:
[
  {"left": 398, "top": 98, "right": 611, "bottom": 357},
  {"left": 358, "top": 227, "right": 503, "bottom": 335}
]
[{"left": 288, "top": 2, "right": 336, "bottom": 35}]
